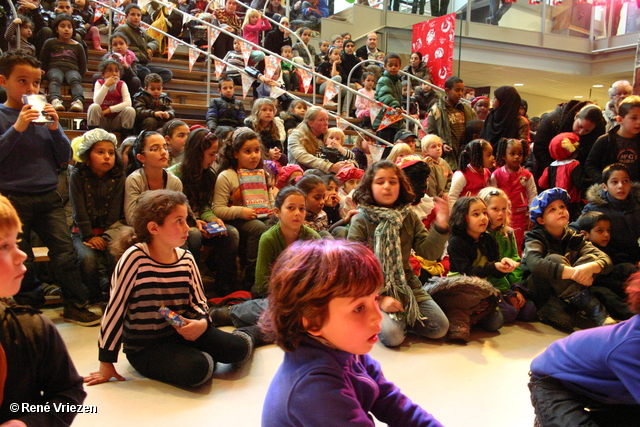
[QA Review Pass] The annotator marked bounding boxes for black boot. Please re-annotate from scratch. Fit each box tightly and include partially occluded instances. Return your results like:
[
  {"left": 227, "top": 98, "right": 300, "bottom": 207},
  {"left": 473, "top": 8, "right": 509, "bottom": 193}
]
[
  {"left": 537, "top": 294, "right": 574, "bottom": 333},
  {"left": 569, "top": 289, "right": 616, "bottom": 327},
  {"left": 208, "top": 305, "right": 233, "bottom": 327}
]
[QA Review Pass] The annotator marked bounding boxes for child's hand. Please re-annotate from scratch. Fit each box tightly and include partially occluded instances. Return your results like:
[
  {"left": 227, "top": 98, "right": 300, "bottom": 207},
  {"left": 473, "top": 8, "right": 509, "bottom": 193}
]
[
  {"left": 105, "top": 76, "right": 119, "bottom": 87},
  {"left": 147, "top": 48, "right": 154, "bottom": 58},
  {"left": 154, "top": 111, "right": 164, "bottom": 118},
  {"left": 43, "top": 104, "right": 59, "bottom": 131},
  {"left": 14, "top": 104, "right": 41, "bottom": 132},
  {"left": 268, "top": 147, "right": 282, "bottom": 161},
  {"left": 84, "top": 362, "right": 125, "bottom": 386},
  {"left": 83, "top": 236, "right": 107, "bottom": 251},
  {"left": 495, "top": 257, "right": 519, "bottom": 273},
  {"left": 507, "top": 291, "right": 526, "bottom": 310},
  {"left": 196, "top": 219, "right": 210, "bottom": 238},
  {"left": 442, "top": 144, "right": 452, "bottom": 153},
  {"left": 241, "top": 207, "right": 258, "bottom": 220},
  {"left": 433, "top": 194, "right": 450, "bottom": 231},
  {"left": 395, "top": 107, "right": 404, "bottom": 115},
  {"left": 102, "top": 107, "right": 111, "bottom": 117},
  {"left": 324, "top": 193, "right": 339, "bottom": 207},
  {"left": 344, "top": 209, "right": 358, "bottom": 223},
  {"left": 379, "top": 296, "right": 404, "bottom": 313},
  {"left": 175, "top": 318, "right": 207, "bottom": 341},
  {"left": 17, "top": 0, "right": 36, "bottom": 10},
  {"left": 570, "top": 263, "right": 601, "bottom": 286},
  {"left": 12, "top": 18, "right": 22, "bottom": 25},
  {"left": 209, "top": 218, "right": 227, "bottom": 235}
]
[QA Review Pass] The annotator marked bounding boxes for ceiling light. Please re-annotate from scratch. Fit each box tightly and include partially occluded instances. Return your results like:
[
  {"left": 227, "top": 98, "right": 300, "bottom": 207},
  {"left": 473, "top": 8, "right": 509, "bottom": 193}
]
[
  {"left": 592, "top": 84, "right": 603, "bottom": 88},
  {"left": 514, "top": 83, "right": 524, "bottom": 86},
  {"left": 574, "top": 95, "right": 584, "bottom": 98}
]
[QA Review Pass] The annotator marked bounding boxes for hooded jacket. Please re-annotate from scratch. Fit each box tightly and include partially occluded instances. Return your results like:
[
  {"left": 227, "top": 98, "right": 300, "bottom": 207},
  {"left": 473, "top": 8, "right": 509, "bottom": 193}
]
[{"left": 582, "top": 182, "right": 640, "bottom": 265}]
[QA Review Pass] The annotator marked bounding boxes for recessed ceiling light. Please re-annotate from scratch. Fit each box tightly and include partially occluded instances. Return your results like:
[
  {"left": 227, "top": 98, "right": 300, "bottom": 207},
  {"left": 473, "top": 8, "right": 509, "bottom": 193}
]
[
  {"left": 514, "top": 83, "right": 524, "bottom": 86},
  {"left": 592, "top": 84, "right": 603, "bottom": 88},
  {"left": 574, "top": 95, "right": 584, "bottom": 98}
]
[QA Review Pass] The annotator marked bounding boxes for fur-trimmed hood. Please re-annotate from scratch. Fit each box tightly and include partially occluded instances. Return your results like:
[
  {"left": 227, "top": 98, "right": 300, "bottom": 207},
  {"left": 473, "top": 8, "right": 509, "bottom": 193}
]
[{"left": 584, "top": 182, "right": 640, "bottom": 206}]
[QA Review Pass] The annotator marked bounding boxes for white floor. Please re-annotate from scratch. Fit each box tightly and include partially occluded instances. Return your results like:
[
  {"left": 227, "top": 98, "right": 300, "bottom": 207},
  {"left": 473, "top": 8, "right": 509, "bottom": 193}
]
[{"left": 44, "top": 306, "right": 567, "bottom": 427}]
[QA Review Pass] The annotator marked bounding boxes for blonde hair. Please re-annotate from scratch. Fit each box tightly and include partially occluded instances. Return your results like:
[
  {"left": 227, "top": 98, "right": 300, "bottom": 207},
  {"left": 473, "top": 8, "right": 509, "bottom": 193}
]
[
  {"left": 0, "top": 195, "right": 22, "bottom": 236},
  {"left": 325, "top": 127, "right": 345, "bottom": 144},
  {"left": 247, "top": 98, "right": 279, "bottom": 142},
  {"left": 421, "top": 134, "right": 443, "bottom": 156},
  {"left": 387, "top": 142, "right": 413, "bottom": 164},
  {"left": 477, "top": 187, "right": 512, "bottom": 236},
  {"left": 242, "top": 8, "right": 260, "bottom": 28}
]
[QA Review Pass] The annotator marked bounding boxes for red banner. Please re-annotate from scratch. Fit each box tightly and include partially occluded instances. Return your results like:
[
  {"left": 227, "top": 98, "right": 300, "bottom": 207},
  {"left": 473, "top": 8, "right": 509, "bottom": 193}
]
[{"left": 411, "top": 13, "right": 455, "bottom": 88}]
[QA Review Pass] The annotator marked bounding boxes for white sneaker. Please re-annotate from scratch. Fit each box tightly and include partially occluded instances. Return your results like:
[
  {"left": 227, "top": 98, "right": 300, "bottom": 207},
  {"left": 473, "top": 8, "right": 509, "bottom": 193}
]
[
  {"left": 69, "top": 100, "right": 83, "bottom": 112},
  {"left": 52, "top": 99, "right": 65, "bottom": 111}
]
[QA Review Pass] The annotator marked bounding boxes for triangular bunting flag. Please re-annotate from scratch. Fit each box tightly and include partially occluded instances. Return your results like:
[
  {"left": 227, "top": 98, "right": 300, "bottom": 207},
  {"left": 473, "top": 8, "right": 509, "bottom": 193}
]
[
  {"left": 336, "top": 116, "right": 349, "bottom": 130},
  {"left": 369, "top": 101, "right": 383, "bottom": 124},
  {"left": 167, "top": 38, "right": 179, "bottom": 61},
  {"left": 214, "top": 59, "right": 225, "bottom": 80},
  {"left": 139, "top": 0, "right": 151, "bottom": 10},
  {"left": 323, "top": 80, "right": 338, "bottom": 106},
  {"left": 188, "top": 48, "right": 200, "bottom": 71},
  {"left": 376, "top": 107, "right": 404, "bottom": 131},
  {"left": 94, "top": 6, "right": 105, "bottom": 22},
  {"left": 208, "top": 27, "right": 220, "bottom": 45},
  {"left": 264, "top": 56, "right": 281, "bottom": 80},
  {"left": 270, "top": 85, "right": 286, "bottom": 98},
  {"left": 118, "top": 14, "right": 127, "bottom": 26},
  {"left": 298, "top": 68, "right": 312, "bottom": 93},
  {"left": 240, "top": 41, "right": 252, "bottom": 66},
  {"left": 167, "top": 3, "right": 174, "bottom": 13},
  {"left": 241, "top": 74, "right": 255, "bottom": 99}
]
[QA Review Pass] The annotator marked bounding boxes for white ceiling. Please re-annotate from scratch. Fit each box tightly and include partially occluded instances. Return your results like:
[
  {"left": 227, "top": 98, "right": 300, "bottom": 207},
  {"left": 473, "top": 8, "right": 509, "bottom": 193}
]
[{"left": 454, "top": 60, "right": 632, "bottom": 110}]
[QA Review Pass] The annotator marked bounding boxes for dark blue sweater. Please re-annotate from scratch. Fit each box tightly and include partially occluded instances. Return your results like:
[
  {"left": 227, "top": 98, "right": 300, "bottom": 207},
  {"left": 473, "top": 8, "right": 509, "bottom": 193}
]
[
  {"left": 0, "top": 104, "right": 72, "bottom": 193},
  {"left": 262, "top": 336, "right": 443, "bottom": 427}
]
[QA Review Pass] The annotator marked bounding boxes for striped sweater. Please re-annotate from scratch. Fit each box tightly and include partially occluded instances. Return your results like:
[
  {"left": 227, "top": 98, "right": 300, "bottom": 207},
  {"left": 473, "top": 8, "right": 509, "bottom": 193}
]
[{"left": 98, "top": 243, "right": 208, "bottom": 363}]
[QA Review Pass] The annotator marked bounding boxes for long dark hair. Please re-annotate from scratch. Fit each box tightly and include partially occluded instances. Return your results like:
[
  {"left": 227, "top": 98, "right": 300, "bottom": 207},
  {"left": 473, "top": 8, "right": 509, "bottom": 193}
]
[
  {"left": 179, "top": 128, "right": 218, "bottom": 213},
  {"left": 352, "top": 160, "right": 414, "bottom": 207},
  {"left": 216, "top": 127, "right": 262, "bottom": 173}
]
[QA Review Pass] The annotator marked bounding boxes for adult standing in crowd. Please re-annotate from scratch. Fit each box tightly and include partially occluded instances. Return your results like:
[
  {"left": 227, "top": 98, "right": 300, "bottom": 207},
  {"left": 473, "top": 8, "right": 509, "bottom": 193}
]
[
  {"left": 480, "top": 85, "right": 530, "bottom": 146},
  {"left": 533, "top": 101, "right": 605, "bottom": 182},
  {"left": 288, "top": 107, "right": 354, "bottom": 173},
  {"left": 604, "top": 80, "right": 632, "bottom": 132},
  {"left": 263, "top": 16, "right": 291, "bottom": 55},
  {"left": 356, "top": 32, "right": 381, "bottom": 62},
  {"left": 402, "top": 51, "right": 431, "bottom": 88}
]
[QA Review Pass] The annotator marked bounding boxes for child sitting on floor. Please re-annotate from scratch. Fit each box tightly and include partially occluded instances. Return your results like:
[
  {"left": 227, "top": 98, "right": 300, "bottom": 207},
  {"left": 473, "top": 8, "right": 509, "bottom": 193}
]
[{"left": 522, "top": 188, "right": 615, "bottom": 332}]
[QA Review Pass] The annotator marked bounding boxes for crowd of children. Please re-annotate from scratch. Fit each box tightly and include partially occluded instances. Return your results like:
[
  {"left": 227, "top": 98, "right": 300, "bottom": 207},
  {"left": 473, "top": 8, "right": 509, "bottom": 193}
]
[{"left": 3, "top": 3, "right": 640, "bottom": 425}]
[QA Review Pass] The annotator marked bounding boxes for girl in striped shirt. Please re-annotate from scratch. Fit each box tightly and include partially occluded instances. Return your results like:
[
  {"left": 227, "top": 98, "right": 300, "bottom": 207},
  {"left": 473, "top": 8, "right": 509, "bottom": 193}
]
[{"left": 85, "top": 190, "right": 259, "bottom": 388}]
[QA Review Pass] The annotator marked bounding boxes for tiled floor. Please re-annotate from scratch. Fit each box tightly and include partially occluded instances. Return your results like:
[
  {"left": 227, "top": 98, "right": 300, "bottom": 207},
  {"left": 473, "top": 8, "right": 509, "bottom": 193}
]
[{"left": 45, "top": 306, "right": 567, "bottom": 427}]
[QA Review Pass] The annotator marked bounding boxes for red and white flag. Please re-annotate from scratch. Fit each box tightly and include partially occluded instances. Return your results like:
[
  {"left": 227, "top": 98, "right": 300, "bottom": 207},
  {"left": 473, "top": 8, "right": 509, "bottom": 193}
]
[
  {"left": 241, "top": 74, "right": 255, "bottom": 99},
  {"left": 188, "top": 48, "right": 200, "bottom": 71},
  {"left": 264, "top": 56, "right": 281, "bottom": 80},
  {"left": 411, "top": 13, "right": 455, "bottom": 88},
  {"left": 376, "top": 107, "right": 403, "bottom": 131},
  {"left": 298, "top": 68, "right": 312, "bottom": 93},
  {"left": 208, "top": 27, "right": 220, "bottom": 45},
  {"left": 336, "top": 116, "right": 349, "bottom": 130},
  {"left": 240, "top": 41, "right": 252, "bottom": 66},
  {"left": 167, "top": 38, "right": 179, "bottom": 61},
  {"left": 323, "top": 80, "right": 338, "bottom": 105},
  {"left": 214, "top": 59, "right": 225, "bottom": 80}
]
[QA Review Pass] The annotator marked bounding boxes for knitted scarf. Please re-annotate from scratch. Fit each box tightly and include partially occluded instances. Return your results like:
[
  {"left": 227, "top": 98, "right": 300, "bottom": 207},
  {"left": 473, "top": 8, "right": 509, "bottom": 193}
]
[{"left": 359, "top": 204, "right": 423, "bottom": 326}]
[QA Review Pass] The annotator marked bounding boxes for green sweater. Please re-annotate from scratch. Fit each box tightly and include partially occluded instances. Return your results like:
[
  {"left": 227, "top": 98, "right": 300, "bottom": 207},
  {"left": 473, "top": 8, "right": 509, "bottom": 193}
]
[
  {"left": 253, "top": 223, "right": 320, "bottom": 297},
  {"left": 488, "top": 228, "right": 523, "bottom": 293}
]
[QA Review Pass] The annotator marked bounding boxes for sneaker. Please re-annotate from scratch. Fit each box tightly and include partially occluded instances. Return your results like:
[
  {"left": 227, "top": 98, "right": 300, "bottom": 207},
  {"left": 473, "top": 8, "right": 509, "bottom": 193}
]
[
  {"left": 52, "top": 99, "right": 65, "bottom": 111},
  {"left": 63, "top": 305, "right": 102, "bottom": 326},
  {"left": 69, "top": 100, "right": 84, "bottom": 112}
]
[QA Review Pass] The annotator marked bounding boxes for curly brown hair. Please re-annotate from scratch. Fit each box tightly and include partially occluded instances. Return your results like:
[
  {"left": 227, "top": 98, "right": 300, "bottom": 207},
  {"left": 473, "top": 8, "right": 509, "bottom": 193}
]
[{"left": 259, "top": 240, "right": 382, "bottom": 352}]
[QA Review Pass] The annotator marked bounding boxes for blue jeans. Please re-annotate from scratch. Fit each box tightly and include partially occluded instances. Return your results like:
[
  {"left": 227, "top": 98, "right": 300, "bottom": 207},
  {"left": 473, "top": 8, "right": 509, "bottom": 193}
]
[
  {"left": 229, "top": 298, "right": 269, "bottom": 327},
  {"left": 379, "top": 297, "right": 449, "bottom": 347},
  {"left": 529, "top": 374, "right": 640, "bottom": 427},
  {"left": 72, "top": 233, "right": 110, "bottom": 303},
  {"left": 46, "top": 68, "right": 84, "bottom": 102},
  {"left": 6, "top": 190, "right": 88, "bottom": 308}
]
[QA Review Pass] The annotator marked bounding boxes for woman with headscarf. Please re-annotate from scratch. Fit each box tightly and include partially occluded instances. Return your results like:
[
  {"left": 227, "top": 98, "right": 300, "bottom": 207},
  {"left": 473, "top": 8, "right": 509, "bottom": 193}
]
[{"left": 480, "top": 86, "right": 530, "bottom": 146}]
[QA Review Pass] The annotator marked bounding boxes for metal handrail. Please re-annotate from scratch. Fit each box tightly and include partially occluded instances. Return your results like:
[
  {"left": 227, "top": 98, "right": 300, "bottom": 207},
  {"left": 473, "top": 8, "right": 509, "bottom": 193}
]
[{"left": 94, "top": 0, "right": 393, "bottom": 147}]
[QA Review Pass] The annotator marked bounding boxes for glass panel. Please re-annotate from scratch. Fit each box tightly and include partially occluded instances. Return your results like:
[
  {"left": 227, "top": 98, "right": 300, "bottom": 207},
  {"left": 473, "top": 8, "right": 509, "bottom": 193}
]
[{"left": 544, "top": 0, "right": 592, "bottom": 38}]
